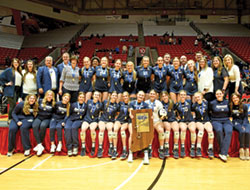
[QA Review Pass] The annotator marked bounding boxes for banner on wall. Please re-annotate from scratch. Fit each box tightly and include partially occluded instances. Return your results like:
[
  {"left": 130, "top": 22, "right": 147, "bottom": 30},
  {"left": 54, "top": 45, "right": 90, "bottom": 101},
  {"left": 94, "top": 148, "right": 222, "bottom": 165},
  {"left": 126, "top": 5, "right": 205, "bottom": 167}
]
[
  {"left": 139, "top": 47, "right": 146, "bottom": 57},
  {"left": 221, "top": 15, "right": 236, "bottom": 21},
  {"left": 105, "top": 15, "right": 121, "bottom": 20}
]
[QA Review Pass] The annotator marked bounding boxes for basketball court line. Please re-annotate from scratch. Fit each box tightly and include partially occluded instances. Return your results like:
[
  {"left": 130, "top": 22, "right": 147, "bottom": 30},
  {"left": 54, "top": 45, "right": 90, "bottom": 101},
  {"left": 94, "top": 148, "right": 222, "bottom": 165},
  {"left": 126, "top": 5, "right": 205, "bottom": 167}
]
[
  {"left": 114, "top": 161, "right": 143, "bottom": 190},
  {"left": 0, "top": 155, "right": 33, "bottom": 175},
  {"left": 31, "top": 155, "right": 53, "bottom": 170},
  {"left": 0, "top": 157, "right": 121, "bottom": 171},
  {"left": 147, "top": 158, "right": 166, "bottom": 190}
]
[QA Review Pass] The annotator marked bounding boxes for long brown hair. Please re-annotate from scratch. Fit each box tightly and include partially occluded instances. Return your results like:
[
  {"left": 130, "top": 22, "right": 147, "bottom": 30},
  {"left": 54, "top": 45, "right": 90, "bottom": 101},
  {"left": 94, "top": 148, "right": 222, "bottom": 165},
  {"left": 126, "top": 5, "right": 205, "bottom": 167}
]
[
  {"left": 11, "top": 58, "right": 22, "bottom": 76},
  {"left": 172, "top": 57, "right": 180, "bottom": 68},
  {"left": 114, "top": 59, "right": 123, "bottom": 78},
  {"left": 212, "top": 56, "right": 223, "bottom": 76},
  {"left": 198, "top": 56, "right": 208, "bottom": 72},
  {"left": 42, "top": 90, "right": 56, "bottom": 108},
  {"left": 106, "top": 91, "right": 117, "bottom": 108},
  {"left": 62, "top": 93, "right": 71, "bottom": 116},
  {"left": 187, "top": 59, "right": 198, "bottom": 83},
  {"left": 160, "top": 91, "right": 174, "bottom": 111},
  {"left": 23, "top": 94, "right": 39, "bottom": 117},
  {"left": 230, "top": 93, "right": 244, "bottom": 114},
  {"left": 23, "top": 60, "right": 37, "bottom": 83}
]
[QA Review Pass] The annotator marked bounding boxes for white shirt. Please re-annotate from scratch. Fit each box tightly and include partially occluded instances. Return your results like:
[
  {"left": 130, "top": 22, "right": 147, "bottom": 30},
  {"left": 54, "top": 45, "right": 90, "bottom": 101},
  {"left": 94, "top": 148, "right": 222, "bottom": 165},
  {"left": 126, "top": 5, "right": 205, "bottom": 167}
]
[
  {"left": 227, "top": 64, "right": 241, "bottom": 87},
  {"left": 22, "top": 70, "right": 37, "bottom": 94},
  {"left": 49, "top": 68, "right": 57, "bottom": 90},
  {"left": 198, "top": 67, "right": 214, "bottom": 93},
  {"left": 15, "top": 71, "right": 22, "bottom": 86},
  {"left": 145, "top": 99, "right": 163, "bottom": 123}
]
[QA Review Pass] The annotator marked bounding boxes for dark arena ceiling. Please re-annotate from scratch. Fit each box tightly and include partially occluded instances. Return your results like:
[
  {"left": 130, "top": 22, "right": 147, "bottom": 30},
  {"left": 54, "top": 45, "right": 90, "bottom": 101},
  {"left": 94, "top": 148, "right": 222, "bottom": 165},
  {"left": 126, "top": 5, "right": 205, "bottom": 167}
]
[{"left": 28, "top": 0, "right": 250, "bottom": 15}]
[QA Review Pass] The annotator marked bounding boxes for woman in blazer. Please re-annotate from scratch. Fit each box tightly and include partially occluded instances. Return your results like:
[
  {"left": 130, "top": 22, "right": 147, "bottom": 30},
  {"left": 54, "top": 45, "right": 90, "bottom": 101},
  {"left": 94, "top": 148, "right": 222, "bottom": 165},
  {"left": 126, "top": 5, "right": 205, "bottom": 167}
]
[{"left": 0, "top": 58, "right": 22, "bottom": 121}]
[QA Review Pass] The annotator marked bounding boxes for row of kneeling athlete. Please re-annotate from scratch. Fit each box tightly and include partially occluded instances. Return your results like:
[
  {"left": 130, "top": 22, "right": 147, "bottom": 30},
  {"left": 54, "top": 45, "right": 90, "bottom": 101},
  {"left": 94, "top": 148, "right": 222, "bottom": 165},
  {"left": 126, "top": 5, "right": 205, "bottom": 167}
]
[{"left": 7, "top": 88, "right": 250, "bottom": 165}]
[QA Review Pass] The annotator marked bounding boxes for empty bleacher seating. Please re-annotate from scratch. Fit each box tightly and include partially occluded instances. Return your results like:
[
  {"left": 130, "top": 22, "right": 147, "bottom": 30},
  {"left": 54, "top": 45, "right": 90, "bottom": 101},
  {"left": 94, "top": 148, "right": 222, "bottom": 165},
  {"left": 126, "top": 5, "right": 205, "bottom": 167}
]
[
  {"left": 0, "top": 47, "right": 19, "bottom": 67},
  {"left": 18, "top": 47, "right": 54, "bottom": 63},
  {"left": 78, "top": 36, "right": 139, "bottom": 67},
  {"left": 219, "top": 37, "right": 250, "bottom": 63},
  {"left": 145, "top": 36, "right": 209, "bottom": 60}
]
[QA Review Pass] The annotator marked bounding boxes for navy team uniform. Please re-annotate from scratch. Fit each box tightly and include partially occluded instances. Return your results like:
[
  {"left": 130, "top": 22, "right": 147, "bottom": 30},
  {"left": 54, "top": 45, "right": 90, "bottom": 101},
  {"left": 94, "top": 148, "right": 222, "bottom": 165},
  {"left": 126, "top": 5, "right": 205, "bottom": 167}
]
[
  {"left": 83, "top": 99, "right": 103, "bottom": 123},
  {"left": 129, "top": 100, "right": 149, "bottom": 110},
  {"left": 95, "top": 66, "right": 109, "bottom": 92},
  {"left": 49, "top": 101, "right": 68, "bottom": 143},
  {"left": 168, "top": 67, "right": 184, "bottom": 93},
  {"left": 213, "top": 67, "right": 229, "bottom": 97},
  {"left": 8, "top": 102, "right": 35, "bottom": 152},
  {"left": 175, "top": 100, "right": 194, "bottom": 122},
  {"left": 209, "top": 99, "right": 233, "bottom": 156},
  {"left": 109, "top": 68, "right": 123, "bottom": 93},
  {"left": 99, "top": 100, "right": 119, "bottom": 122},
  {"left": 116, "top": 102, "right": 130, "bottom": 124},
  {"left": 136, "top": 66, "right": 153, "bottom": 93},
  {"left": 161, "top": 101, "right": 176, "bottom": 122},
  {"left": 65, "top": 102, "right": 87, "bottom": 150},
  {"left": 231, "top": 104, "right": 250, "bottom": 148},
  {"left": 122, "top": 70, "right": 136, "bottom": 94},
  {"left": 183, "top": 70, "right": 198, "bottom": 96},
  {"left": 192, "top": 100, "right": 210, "bottom": 123},
  {"left": 153, "top": 65, "right": 168, "bottom": 93},
  {"left": 79, "top": 67, "right": 95, "bottom": 92},
  {"left": 32, "top": 99, "right": 54, "bottom": 145}
]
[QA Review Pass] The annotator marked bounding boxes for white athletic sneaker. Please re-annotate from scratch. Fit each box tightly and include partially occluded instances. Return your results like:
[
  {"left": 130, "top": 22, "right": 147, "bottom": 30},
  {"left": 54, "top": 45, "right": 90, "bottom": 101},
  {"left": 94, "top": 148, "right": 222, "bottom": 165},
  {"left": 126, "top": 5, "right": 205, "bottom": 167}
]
[
  {"left": 127, "top": 152, "right": 133, "bottom": 163},
  {"left": 239, "top": 148, "right": 245, "bottom": 160},
  {"left": 73, "top": 148, "right": 78, "bottom": 156},
  {"left": 37, "top": 144, "right": 44, "bottom": 156},
  {"left": 219, "top": 154, "right": 227, "bottom": 162},
  {"left": 56, "top": 143, "right": 62, "bottom": 152},
  {"left": 33, "top": 144, "right": 39, "bottom": 152},
  {"left": 245, "top": 149, "right": 250, "bottom": 160},
  {"left": 50, "top": 144, "right": 56, "bottom": 153},
  {"left": 143, "top": 151, "right": 149, "bottom": 165},
  {"left": 7, "top": 150, "right": 14, "bottom": 157},
  {"left": 68, "top": 150, "right": 73, "bottom": 156},
  {"left": 24, "top": 149, "right": 30, "bottom": 156}
]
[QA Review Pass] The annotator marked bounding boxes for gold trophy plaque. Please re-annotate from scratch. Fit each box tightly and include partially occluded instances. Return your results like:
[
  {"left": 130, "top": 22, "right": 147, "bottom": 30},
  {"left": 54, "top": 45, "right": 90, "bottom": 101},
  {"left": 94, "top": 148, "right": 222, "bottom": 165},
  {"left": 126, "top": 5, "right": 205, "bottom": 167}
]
[{"left": 131, "top": 109, "right": 154, "bottom": 152}]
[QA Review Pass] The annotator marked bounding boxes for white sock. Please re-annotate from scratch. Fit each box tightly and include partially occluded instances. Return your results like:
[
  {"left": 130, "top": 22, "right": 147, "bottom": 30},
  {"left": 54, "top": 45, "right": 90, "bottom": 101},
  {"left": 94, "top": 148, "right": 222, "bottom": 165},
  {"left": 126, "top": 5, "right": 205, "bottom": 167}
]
[
  {"left": 208, "top": 144, "right": 213, "bottom": 149},
  {"left": 197, "top": 143, "right": 201, "bottom": 148},
  {"left": 164, "top": 143, "right": 169, "bottom": 148},
  {"left": 82, "top": 143, "right": 85, "bottom": 148}
]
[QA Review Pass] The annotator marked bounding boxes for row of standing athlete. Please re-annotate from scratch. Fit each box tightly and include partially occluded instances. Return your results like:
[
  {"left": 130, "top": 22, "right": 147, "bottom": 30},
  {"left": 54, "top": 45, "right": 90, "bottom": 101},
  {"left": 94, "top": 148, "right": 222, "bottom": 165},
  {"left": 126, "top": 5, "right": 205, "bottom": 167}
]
[{"left": 73, "top": 53, "right": 241, "bottom": 105}]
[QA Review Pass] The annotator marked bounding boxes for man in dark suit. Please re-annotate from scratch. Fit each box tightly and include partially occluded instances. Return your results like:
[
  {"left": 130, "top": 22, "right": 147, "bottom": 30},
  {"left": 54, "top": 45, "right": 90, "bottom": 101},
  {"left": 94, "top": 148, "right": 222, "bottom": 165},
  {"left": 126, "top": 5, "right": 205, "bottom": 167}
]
[{"left": 37, "top": 56, "right": 58, "bottom": 98}]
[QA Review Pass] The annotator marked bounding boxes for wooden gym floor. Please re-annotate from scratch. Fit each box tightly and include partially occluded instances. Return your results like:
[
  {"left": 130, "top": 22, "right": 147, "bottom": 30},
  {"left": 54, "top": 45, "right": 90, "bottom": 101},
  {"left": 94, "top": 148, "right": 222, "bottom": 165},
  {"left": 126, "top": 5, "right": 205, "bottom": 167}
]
[{"left": 1, "top": 154, "right": 250, "bottom": 190}]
